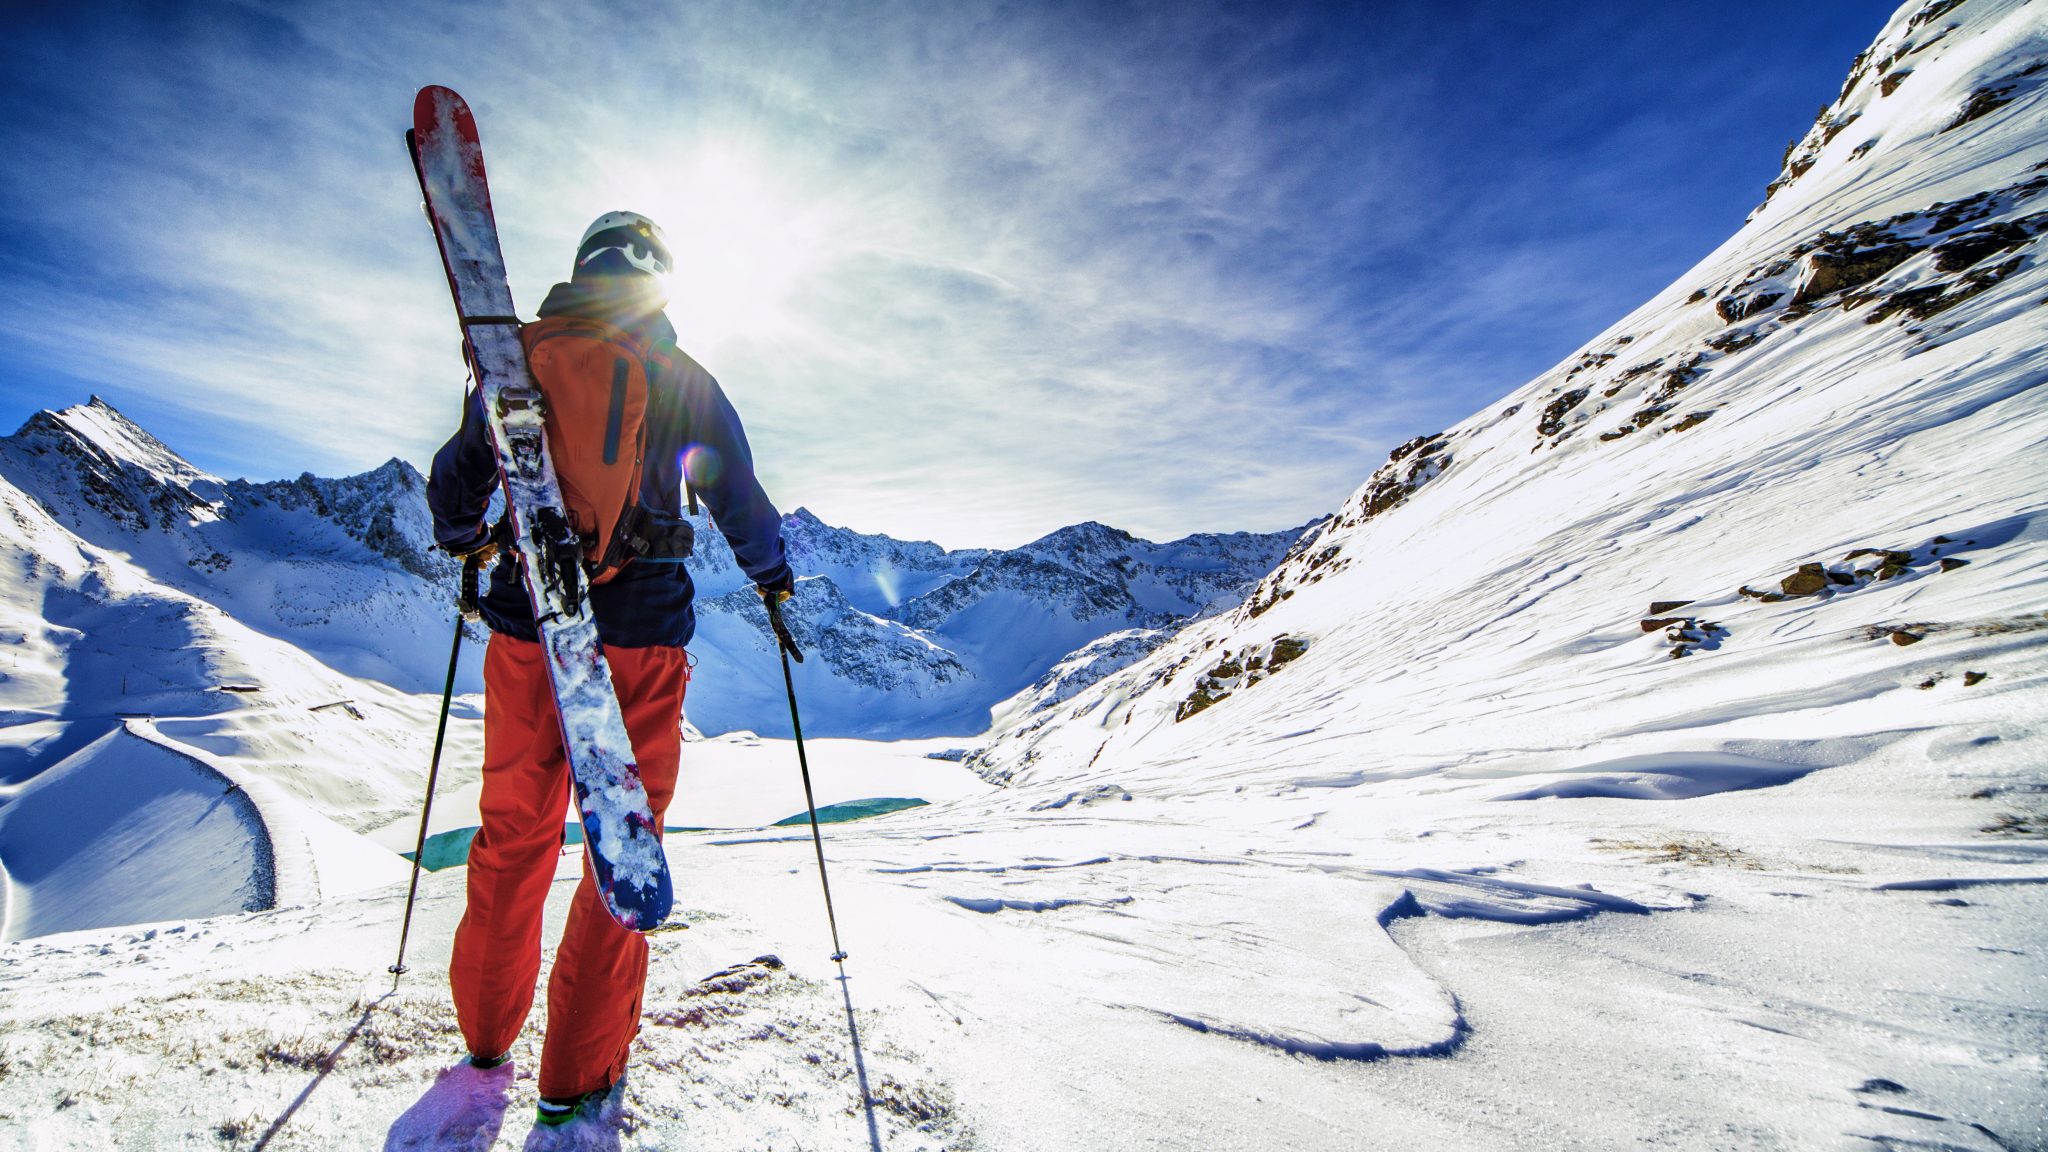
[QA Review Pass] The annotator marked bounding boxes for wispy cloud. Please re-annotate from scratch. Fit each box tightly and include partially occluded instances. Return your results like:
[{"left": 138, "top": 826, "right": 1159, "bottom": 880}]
[{"left": 0, "top": 0, "right": 1889, "bottom": 546}]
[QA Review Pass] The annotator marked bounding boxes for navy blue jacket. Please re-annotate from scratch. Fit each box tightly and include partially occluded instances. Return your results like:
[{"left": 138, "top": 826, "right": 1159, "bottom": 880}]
[{"left": 426, "top": 279, "right": 791, "bottom": 648}]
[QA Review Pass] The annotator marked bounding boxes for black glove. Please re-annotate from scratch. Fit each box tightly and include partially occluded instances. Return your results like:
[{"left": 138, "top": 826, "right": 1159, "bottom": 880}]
[
  {"left": 756, "top": 573, "right": 796, "bottom": 607},
  {"left": 445, "top": 524, "right": 498, "bottom": 566},
  {"left": 758, "top": 575, "right": 802, "bottom": 662}
]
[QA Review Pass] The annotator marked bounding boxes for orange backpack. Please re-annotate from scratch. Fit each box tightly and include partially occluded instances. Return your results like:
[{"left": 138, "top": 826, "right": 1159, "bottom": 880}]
[{"left": 520, "top": 316, "right": 651, "bottom": 585}]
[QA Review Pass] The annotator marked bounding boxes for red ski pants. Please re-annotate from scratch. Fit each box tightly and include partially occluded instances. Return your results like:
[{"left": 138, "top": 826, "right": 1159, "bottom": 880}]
[{"left": 450, "top": 633, "right": 690, "bottom": 1098}]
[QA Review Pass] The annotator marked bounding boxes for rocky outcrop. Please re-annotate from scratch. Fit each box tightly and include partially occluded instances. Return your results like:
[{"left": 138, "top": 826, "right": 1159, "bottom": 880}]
[
  {"left": 1790, "top": 244, "right": 1916, "bottom": 305},
  {"left": 1175, "top": 634, "right": 1309, "bottom": 722},
  {"left": 1741, "top": 536, "right": 1981, "bottom": 604}
]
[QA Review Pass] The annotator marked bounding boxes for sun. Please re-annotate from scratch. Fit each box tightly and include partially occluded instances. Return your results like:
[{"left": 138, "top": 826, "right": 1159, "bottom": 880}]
[{"left": 651, "top": 143, "right": 825, "bottom": 352}]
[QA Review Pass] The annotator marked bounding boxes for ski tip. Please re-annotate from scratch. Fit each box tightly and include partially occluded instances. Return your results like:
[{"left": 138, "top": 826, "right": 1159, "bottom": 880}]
[
  {"left": 412, "top": 85, "right": 473, "bottom": 133},
  {"left": 414, "top": 83, "right": 464, "bottom": 105}
]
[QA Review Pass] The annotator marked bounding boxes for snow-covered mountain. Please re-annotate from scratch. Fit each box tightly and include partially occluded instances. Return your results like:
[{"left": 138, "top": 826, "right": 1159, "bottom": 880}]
[
  {"left": 970, "top": 0, "right": 2048, "bottom": 794},
  {"left": 1, "top": 5, "right": 2043, "bottom": 1149},
  {"left": 689, "top": 512, "right": 1311, "bottom": 735},
  {"left": 0, "top": 393, "right": 1300, "bottom": 794},
  {"left": 0, "top": 394, "right": 1297, "bottom": 941},
  {"left": 0, "top": 398, "right": 1302, "bottom": 741}
]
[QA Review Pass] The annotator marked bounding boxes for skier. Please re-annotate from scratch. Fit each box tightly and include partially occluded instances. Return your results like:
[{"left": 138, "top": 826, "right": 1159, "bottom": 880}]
[{"left": 426, "top": 211, "right": 794, "bottom": 1128}]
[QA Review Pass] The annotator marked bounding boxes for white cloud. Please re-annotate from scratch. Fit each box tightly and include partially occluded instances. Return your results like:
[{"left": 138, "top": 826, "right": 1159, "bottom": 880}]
[{"left": 0, "top": 0, "right": 1856, "bottom": 546}]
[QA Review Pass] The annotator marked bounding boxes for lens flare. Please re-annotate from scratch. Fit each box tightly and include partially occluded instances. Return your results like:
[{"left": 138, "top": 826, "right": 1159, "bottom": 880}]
[{"left": 681, "top": 443, "right": 722, "bottom": 490}]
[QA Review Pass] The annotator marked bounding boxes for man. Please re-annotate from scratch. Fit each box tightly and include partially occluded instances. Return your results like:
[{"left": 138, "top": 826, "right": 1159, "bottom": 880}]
[{"left": 426, "top": 211, "right": 794, "bottom": 1127}]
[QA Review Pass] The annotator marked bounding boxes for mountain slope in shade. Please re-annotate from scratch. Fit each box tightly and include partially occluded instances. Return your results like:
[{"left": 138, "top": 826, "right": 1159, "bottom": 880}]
[{"left": 0, "top": 723, "right": 407, "bottom": 940}]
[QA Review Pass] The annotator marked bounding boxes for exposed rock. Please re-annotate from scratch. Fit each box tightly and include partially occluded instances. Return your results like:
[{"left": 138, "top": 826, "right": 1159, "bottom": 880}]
[
  {"left": 1790, "top": 244, "right": 1915, "bottom": 306},
  {"left": 1907, "top": 0, "right": 1965, "bottom": 31},
  {"left": 1939, "top": 557, "right": 1970, "bottom": 572},
  {"left": 1619, "top": 359, "right": 1667, "bottom": 381},
  {"left": 1649, "top": 600, "right": 1695, "bottom": 615},
  {"left": 1661, "top": 617, "right": 1729, "bottom": 659},
  {"left": 1963, "top": 671, "right": 1989, "bottom": 687},
  {"left": 1269, "top": 636, "right": 1309, "bottom": 669},
  {"left": 1780, "top": 563, "right": 1831, "bottom": 597},
  {"left": 1667, "top": 412, "right": 1714, "bottom": 434},
  {"left": 1388, "top": 432, "right": 1445, "bottom": 465},
  {"left": 1243, "top": 583, "right": 1294, "bottom": 619},
  {"left": 1640, "top": 617, "right": 1684, "bottom": 633},
  {"left": 1931, "top": 218, "right": 2041, "bottom": 272},
  {"left": 1717, "top": 292, "right": 1782, "bottom": 324},
  {"left": 1565, "top": 352, "right": 1616, "bottom": 380},
  {"left": 1856, "top": 239, "right": 2029, "bottom": 323},
  {"left": 1175, "top": 634, "right": 1310, "bottom": 722},
  {"left": 1946, "top": 84, "right": 2016, "bottom": 132},
  {"left": 1881, "top": 69, "right": 1913, "bottom": 96},
  {"left": 1889, "top": 630, "right": 1924, "bottom": 646},
  {"left": 1536, "top": 390, "right": 1590, "bottom": 439},
  {"left": 1330, "top": 433, "right": 1450, "bottom": 529},
  {"left": 1704, "top": 328, "right": 1763, "bottom": 353}
]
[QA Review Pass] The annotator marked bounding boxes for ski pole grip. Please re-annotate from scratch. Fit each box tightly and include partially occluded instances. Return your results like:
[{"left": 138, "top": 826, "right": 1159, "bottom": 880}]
[
  {"left": 459, "top": 552, "right": 483, "bottom": 620},
  {"left": 766, "top": 596, "right": 804, "bottom": 663}
]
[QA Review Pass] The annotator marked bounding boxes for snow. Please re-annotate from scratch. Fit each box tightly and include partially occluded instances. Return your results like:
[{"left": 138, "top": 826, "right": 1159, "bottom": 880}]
[
  {"left": 1486, "top": 750, "right": 1815, "bottom": 801},
  {"left": 2, "top": 2, "right": 2047, "bottom": 1148},
  {"left": 0, "top": 726, "right": 270, "bottom": 941}
]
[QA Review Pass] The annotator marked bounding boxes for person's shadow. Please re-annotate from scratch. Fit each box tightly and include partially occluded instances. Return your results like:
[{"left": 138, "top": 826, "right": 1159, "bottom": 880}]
[{"left": 384, "top": 1061, "right": 517, "bottom": 1151}]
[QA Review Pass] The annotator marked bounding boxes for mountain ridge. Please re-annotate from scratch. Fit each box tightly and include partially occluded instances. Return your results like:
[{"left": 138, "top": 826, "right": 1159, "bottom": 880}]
[{"left": 0, "top": 396, "right": 1308, "bottom": 743}]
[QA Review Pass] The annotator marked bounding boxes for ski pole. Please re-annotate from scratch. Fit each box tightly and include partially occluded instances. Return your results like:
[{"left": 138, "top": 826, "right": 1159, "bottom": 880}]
[
  {"left": 766, "top": 595, "right": 848, "bottom": 963},
  {"left": 389, "top": 555, "right": 480, "bottom": 988}
]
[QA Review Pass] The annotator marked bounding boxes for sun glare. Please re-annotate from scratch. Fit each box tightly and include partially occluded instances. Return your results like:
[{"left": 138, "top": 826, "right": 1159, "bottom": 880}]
[{"left": 653, "top": 144, "right": 824, "bottom": 352}]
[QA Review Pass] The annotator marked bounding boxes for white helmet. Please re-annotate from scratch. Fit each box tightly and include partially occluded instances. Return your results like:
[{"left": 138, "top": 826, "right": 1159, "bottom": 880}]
[{"left": 576, "top": 211, "right": 672, "bottom": 276}]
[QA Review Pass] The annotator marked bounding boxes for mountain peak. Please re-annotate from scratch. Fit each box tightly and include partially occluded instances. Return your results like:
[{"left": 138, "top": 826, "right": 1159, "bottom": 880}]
[{"left": 18, "top": 397, "right": 210, "bottom": 486}]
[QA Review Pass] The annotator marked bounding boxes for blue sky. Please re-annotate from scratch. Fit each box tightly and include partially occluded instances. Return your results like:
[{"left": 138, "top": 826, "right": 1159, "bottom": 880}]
[{"left": 0, "top": 0, "right": 1892, "bottom": 547}]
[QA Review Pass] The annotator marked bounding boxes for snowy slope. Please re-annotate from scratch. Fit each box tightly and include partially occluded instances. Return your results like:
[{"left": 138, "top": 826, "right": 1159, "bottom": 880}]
[
  {"left": 0, "top": 399, "right": 462, "bottom": 689},
  {"left": 0, "top": 722, "right": 407, "bottom": 940},
  {"left": 0, "top": 5, "right": 2043, "bottom": 1150},
  {"left": 972, "top": 0, "right": 2048, "bottom": 797},
  {"left": 888, "top": 2, "right": 2048, "bottom": 1146}
]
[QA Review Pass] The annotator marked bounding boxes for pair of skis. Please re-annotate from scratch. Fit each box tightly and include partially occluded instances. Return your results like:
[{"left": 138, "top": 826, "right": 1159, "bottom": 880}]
[{"left": 407, "top": 85, "right": 670, "bottom": 930}]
